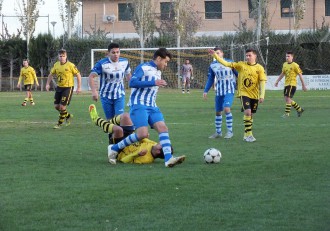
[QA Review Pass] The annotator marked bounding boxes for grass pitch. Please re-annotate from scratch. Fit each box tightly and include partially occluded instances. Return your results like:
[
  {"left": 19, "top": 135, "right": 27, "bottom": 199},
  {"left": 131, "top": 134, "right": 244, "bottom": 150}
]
[{"left": 0, "top": 89, "right": 329, "bottom": 231}]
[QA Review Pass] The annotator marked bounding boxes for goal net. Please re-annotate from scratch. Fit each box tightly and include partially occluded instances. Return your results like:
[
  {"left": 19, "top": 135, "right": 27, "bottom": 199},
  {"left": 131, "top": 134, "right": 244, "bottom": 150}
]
[{"left": 91, "top": 41, "right": 270, "bottom": 89}]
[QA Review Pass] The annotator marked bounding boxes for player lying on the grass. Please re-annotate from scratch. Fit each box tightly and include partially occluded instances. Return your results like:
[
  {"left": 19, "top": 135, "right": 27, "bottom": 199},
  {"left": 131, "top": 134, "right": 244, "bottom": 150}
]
[{"left": 89, "top": 104, "right": 184, "bottom": 164}]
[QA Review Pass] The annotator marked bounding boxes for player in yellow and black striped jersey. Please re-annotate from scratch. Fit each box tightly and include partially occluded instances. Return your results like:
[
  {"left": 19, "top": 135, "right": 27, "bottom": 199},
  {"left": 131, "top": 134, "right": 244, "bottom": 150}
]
[
  {"left": 209, "top": 48, "right": 267, "bottom": 142},
  {"left": 17, "top": 59, "right": 39, "bottom": 106},
  {"left": 46, "top": 49, "right": 82, "bottom": 129},
  {"left": 88, "top": 104, "right": 167, "bottom": 164},
  {"left": 275, "top": 51, "right": 307, "bottom": 118}
]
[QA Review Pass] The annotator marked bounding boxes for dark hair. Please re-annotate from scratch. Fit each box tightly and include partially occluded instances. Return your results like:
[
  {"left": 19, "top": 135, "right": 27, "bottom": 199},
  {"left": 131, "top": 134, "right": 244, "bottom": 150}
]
[
  {"left": 153, "top": 48, "right": 172, "bottom": 60},
  {"left": 23, "top": 59, "right": 29, "bottom": 62},
  {"left": 108, "top": 42, "right": 120, "bottom": 51},
  {"left": 286, "top": 51, "right": 294, "bottom": 56},
  {"left": 214, "top": 46, "right": 222, "bottom": 51},
  {"left": 245, "top": 48, "right": 257, "bottom": 55},
  {"left": 157, "top": 146, "right": 174, "bottom": 159},
  {"left": 58, "top": 49, "right": 67, "bottom": 55}
]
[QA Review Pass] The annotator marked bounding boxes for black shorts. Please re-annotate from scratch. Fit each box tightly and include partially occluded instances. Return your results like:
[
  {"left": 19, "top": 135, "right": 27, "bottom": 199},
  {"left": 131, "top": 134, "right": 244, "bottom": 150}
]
[
  {"left": 24, "top": 84, "right": 33, "bottom": 91},
  {"left": 240, "top": 96, "right": 259, "bottom": 114},
  {"left": 54, "top": 86, "right": 74, "bottom": 106},
  {"left": 284, "top": 85, "right": 296, "bottom": 98},
  {"left": 109, "top": 125, "right": 135, "bottom": 144}
]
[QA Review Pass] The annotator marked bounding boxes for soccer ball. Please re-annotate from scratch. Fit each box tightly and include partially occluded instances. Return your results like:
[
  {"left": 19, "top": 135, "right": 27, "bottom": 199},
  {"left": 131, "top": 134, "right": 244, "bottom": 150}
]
[{"left": 203, "top": 148, "right": 221, "bottom": 164}]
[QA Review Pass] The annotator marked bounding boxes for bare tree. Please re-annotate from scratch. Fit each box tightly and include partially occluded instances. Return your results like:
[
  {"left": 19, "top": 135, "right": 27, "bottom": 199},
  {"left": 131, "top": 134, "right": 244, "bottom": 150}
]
[
  {"left": 15, "top": 0, "right": 44, "bottom": 42},
  {"left": 156, "top": 0, "right": 202, "bottom": 47},
  {"left": 292, "top": 0, "right": 306, "bottom": 30},
  {"left": 58, "top": 0, "right": 80, "bottom": 39},
  {"left": 0, "top": 0, "right": 4, "bottom": 13},
  {"left": 130, "top": 0, "right": 156, "bottom": 50},
  {"left": 249, "top": 0, "right": 271, "bottom": 38}
]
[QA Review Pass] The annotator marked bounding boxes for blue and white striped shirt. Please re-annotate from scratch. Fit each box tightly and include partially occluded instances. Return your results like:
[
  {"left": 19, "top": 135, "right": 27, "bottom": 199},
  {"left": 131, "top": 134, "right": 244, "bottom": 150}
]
[
  {"left": 91, "top": 57, "right": 131, "bottom": 99},
  {"left": 204, "top": 58, "right": 237, "bottom": 96},
  {"left": 128, "top": 61, "right": 161, "bottom": 107}
]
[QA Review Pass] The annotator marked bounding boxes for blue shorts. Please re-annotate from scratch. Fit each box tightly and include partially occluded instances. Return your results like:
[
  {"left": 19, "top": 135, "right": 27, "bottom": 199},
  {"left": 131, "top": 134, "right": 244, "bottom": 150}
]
[
  {"left": 130, "top": 105, "right": 164, "bottom": 129},
  {"left": 215, "top": 93, "right": 234, "bottom": 112},
  {"left": 101, "top": 96, "right": 125, "bottom": 120}
]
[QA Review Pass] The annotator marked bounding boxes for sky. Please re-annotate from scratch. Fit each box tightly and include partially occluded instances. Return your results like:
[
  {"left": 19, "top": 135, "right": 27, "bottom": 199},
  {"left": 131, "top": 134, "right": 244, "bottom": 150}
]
[{"left": 1, "top": 0, "right": 81, "bottom": 38}]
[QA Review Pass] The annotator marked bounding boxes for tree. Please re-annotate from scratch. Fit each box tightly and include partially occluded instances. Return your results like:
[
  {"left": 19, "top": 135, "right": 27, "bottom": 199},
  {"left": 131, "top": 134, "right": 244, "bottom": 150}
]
[
  {"left": 29, "top": 33, "right": 58, "bottom": 79},
  {"left": 58, "top": 0, "right": 81, "bottom": 39},
  {"left": 130, "top": 0, "right": 156, "bottom": 50},
  {"left": 0, "top": 0, "right": 4, "bottom": 14},
  {"left": 84, "top": 25, "right": 111, "bottom": 40},
  {"left": 128, "top": 0, "right": 156, "bottom": 62},
  {"left": 156, "top": 0, "right": 202, "bottom": 47},
  {"left": 292, "top": 0, "right": 306, "bottom": 30},
  {"left": 249, "top": 0, "right": 271, "bottom": 38},
  {"left": 15, "top": 0, "right": 45, "bottom": 46}
]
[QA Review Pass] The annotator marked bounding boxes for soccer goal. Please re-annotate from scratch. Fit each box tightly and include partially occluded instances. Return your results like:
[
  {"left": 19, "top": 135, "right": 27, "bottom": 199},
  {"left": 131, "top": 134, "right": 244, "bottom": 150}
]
[{"left": 91, "top": 41, "right": 269, "bottom": 89}]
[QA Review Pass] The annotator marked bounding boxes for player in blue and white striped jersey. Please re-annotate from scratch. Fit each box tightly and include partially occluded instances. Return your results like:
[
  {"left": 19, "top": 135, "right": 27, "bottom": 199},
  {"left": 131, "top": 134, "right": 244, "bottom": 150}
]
[
  {"left": 89, "top": 43, "right": 132, "bottom": 120},
  {"left": 203, "top": 47, "right": 237, "bottom": 139},
  {"left": 107, "top": 48, "right": 186, "bottom": 167}
]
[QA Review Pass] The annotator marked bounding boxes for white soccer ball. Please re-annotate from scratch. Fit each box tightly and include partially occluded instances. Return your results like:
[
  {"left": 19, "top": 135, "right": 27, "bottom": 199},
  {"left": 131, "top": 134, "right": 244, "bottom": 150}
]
[{"left": 203, "top": 148, "right": 221, "bottom": 164}]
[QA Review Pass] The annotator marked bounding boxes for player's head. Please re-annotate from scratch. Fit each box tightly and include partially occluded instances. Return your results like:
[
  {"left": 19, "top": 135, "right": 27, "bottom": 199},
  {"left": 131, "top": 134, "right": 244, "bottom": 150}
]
[
  {"left": 285, "top": 51, "right": 294, "bottom": 63},
  {"left": 245, "top": 48, "right": 257, "bottom": 64},
  {"left": 153, "top": 48, "right": 172, "bottom": 70},
  {"left": 22, "top": 59, "right": 29, "bottom": 67},
  {"left": 185, "top": 59, "right": 190, "bottom": 64},
  {"left": 213, "top": 46, "right": 224, "bottom": 58},
  {"left": 151, "top": 144, "right": 173, "bottom": 159},
  {"left": 108, "top": 43, "right": 120, "bottom": 62},
  {"left": 58, "top": 49, "right": 67, "bottom": 64}
]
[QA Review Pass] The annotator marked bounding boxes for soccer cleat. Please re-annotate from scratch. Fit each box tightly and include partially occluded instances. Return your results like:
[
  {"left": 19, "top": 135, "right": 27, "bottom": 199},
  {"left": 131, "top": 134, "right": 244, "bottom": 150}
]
[
  {"left": 21, "top": 102, "right": 27, "bottom": 106},
  {"left": 65, "top": 114, "right": 73, "bottom": 126},
  {"left": 297, "top": 108, "right": 304, "bottom": 117},
  {"left": 30, "top": 102, "right": 35, "bottom": 106},
  {"left": 165, "top": 155, "right": 186, "bottom": 167},
  {"left": 281, "top": 113, "right": 289, "bottom": 118},
  {"left": 89, "top": 104, "right": 98, "bottom": 123},
  {"left": 209, "top": 132, "right": 222, "bottom": 139},
  {"left": 182, "top": 91, "right": 185, "bottom": 94},
  {"left": 243, "top": 135, "right": 256, "bottom": 142},
  {"left": 224, "top": 132, "right": 233, "bottom": 139},
  {"left": 53, "top": 124, "right": 62, "bottom": 129},
  {"left": 107, "top": 145, "right": 118, "bottom": 165}
]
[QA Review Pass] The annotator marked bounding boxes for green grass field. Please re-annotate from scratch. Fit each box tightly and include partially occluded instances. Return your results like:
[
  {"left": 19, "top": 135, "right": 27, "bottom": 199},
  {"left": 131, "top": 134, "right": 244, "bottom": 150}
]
[{"left": 0, "top": 89, "right": 329, "bottom": 231}]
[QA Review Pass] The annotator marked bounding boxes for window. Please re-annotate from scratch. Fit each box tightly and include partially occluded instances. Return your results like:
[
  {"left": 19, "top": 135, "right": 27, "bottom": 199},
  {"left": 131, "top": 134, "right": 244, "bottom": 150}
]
[
  {"left": 205, "top": 1, "right": 222, "bottom": 19},
  {"left": 326, "top": 0, "right": 330, "bottom": 16},
  {"left": 248, "top": 0, "right": 256, "bottom": 18},
  {"left": 160, "top": 2, "right": 175, "bottom": 20},
  {"left": 281, "top": 0, "right": 293, "bottom": 18},
  {"left": 118, "top": 3, "right": 133, "bottom": 21}
]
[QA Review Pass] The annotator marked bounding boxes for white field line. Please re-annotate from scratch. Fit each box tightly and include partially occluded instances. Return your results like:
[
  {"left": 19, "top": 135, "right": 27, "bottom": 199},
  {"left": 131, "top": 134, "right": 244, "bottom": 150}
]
[{"left": 0, "top": 120, "right": 329, "bottom": 127}]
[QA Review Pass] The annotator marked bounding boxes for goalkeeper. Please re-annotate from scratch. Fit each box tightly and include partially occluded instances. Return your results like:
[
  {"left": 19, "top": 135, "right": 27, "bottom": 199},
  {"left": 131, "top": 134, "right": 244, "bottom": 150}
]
[{"left": 88, "top": 104, "right": 168, "bottom": 164}]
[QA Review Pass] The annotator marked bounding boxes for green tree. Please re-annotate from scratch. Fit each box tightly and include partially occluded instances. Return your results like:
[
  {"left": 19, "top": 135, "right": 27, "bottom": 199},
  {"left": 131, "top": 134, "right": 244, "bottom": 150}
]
[{"left": 29, "top": 33, "right": 58, "bottom": 78}]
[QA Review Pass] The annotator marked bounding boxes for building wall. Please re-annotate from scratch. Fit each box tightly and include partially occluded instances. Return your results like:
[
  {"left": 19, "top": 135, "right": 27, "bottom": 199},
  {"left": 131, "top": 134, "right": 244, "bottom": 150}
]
[{"left": 81, "top": 0, "right": 330, "bottom": 38}]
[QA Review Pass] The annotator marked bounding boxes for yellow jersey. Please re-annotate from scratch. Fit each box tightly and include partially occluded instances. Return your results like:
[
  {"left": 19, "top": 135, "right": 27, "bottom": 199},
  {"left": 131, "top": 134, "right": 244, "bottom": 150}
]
[
  {"left": 50, "top": 61, "right": 80, "bottom": 87},
  {"left": 117, "top": 138, "right": 157, "bottom": 164},
  {"left": 18, "top": 66, "right": 38, "bottom": 85},
  {"left": 281, "top": 62, "right": 302, "bottom": 86},
  {"left": 213, "top": 56, "right": 267, "bottom": 99}
]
